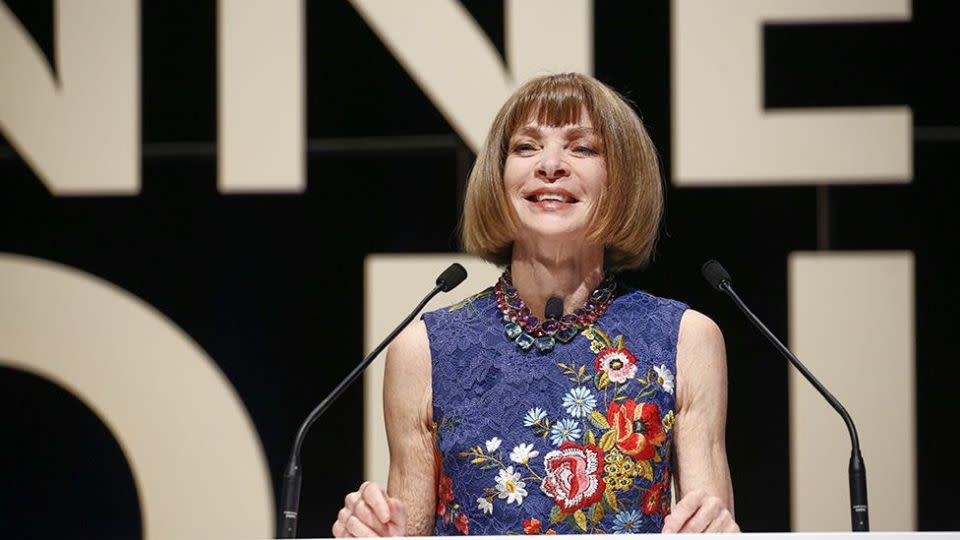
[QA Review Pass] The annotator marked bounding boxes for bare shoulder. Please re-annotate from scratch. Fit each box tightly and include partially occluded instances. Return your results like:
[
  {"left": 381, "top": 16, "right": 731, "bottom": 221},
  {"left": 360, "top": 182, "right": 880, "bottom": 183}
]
[
  {"left": 383, "top": 320, "right": 433, "bottom": 424},
  {"left": 675, "top": 309, "right": 727, "bottom": 409},
  {"left": 677, "top": 309, "right": 725, "bottom": 364},
  {"left": 385, "top": 319, "right": 431, "bottom": 380}
]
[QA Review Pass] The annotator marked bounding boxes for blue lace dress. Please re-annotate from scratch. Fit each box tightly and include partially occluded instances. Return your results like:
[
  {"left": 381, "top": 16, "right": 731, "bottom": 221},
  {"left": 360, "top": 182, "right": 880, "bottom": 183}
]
[{"left": 424, "top": 285, "right": 687, "bottom": 535}]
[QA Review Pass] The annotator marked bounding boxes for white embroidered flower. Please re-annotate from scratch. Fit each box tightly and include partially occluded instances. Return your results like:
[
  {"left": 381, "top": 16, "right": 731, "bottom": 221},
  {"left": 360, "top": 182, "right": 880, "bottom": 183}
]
[
  {"left": 494, "top": 466, "right": 528, "bottom": 505},
  {"left": 477, "top": 497, "right": 494, "bottom": 514},
  {"left": 562, "top": 386, "right": 597, "bottom": 418},
  {"left": 654, "top": 364, "right": 675, "bottom": 394},
  {"left": 523, "top": 407, "right": 547, "bottom": 427},
  {"left": 485, "top": 437, "right": 502, "bottom": 453},
  {"left": 509, "top": 443, "right": 539, "bottom": 465},
  {"left": 549, "top": 418, "right": 582, "bottom": 446}
]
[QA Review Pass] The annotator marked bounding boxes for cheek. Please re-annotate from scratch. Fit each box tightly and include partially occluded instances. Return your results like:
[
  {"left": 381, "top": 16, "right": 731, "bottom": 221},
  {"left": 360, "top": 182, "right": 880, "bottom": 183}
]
[{"left": 502, "top": 160, "right": 526, "bottom": 190}]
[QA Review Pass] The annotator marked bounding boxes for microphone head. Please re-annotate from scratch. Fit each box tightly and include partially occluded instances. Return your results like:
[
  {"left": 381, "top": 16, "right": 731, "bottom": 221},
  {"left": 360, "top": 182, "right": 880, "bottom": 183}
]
[
  {"left": 701, "top": 259, "right": 732, "bottom": 291},
  {"left": 436, "top": 263, "right": 468, "bottom": 292},
  {"left": 545, "top": 297, "right": 564, "bottom": 320}
]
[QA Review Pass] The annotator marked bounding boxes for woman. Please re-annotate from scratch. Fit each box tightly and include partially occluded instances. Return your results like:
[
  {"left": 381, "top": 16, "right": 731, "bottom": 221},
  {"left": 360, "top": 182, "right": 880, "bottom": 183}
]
[{"left": 333, "top": 73, "right": 739, "bottom": 536}]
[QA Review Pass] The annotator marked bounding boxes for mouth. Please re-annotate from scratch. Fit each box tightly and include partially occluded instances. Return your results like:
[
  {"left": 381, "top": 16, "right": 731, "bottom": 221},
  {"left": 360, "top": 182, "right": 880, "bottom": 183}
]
[{"left": 524, "top": 190, "right": 579, "bottom": 204}]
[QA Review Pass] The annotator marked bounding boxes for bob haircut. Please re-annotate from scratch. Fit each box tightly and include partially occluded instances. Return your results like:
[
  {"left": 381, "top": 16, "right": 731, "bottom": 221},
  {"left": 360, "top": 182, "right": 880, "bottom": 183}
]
[{"left": 460, "top": 72, "right": 664, "bottom": 271}]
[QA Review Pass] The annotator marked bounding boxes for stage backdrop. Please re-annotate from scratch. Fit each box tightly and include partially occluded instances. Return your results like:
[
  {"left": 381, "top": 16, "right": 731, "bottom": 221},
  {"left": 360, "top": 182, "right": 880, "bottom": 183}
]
[{"left": 1, "top": 1, "right": 958, "bottom": 538}]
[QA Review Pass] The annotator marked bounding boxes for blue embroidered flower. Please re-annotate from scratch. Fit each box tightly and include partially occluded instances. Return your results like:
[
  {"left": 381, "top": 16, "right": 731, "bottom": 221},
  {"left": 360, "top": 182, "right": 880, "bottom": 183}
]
[
  {"left": 549, "top": 418, "right": 582, "bottom": 446},
  {"left": 562, "top": 386, "right": 597, "bottom": 418},
  {"left": 523, "top": 407, "right": 547, "bottom": 427},
  {"left": 612, "top": 509, "right": 643, "bottom": 533}
]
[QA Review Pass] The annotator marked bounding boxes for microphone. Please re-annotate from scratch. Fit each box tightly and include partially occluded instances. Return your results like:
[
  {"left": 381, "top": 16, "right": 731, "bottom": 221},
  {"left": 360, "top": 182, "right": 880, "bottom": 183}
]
[
  {"left": 700, "top": 259, "right": 869, "bottom": 532},
  {"left": 278, "top": 263, "right": 468, "bottom": 538},
  {"left": 545, "top": 296, "right": 564, "bottom": 321}
]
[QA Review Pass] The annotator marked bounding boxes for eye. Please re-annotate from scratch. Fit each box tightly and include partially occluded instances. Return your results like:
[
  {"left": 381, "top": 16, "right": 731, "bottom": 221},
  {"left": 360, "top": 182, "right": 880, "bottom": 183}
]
[
  {"left": 573, "top": 145, "right": 598, "bottom": 155},
  {"left": 511, "top": 142, "right": 537, "bottom": 154}
]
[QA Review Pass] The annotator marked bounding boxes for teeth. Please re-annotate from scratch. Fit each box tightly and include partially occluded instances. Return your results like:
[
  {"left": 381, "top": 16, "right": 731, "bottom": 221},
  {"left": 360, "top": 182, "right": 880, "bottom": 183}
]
[{"left": 535, "top": 193, "right": 571, "bottom": 202}]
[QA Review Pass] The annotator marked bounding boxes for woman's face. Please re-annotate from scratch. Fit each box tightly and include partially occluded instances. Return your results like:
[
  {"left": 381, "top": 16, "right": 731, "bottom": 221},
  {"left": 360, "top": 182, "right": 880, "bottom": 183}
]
[{"left": 503, "top": 108, "right": 607, "bottom": 244}]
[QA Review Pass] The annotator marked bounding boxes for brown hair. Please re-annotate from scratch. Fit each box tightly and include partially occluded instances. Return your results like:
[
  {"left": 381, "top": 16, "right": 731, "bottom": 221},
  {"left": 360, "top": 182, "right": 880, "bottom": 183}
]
[{"left": 459, "top": 72, "right": 664, "bottom": 271}]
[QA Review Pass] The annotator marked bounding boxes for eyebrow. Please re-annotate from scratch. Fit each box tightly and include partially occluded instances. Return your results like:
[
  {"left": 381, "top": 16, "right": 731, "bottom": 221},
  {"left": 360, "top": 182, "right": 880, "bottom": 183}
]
[{"left": 512, "top": 125, "right": 597, "bottom": 139}]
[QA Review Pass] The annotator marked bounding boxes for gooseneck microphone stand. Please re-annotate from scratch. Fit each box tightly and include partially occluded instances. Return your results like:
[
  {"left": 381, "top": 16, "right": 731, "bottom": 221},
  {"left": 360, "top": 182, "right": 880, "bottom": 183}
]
[
  {"left": 277, "top": 263, "right": 467, "bottom": 538},
  {"left": 702, "top": 260, "right": 869, "bottom": 532}
]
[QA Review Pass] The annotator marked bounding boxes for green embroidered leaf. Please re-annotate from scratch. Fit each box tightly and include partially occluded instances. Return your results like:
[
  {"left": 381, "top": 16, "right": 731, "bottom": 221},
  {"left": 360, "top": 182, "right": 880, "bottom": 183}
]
[
  {"left": 590, "top": 503, "right": 605, "bottom": 524},
  {"left": 604, "top": 489, "right": 619, "bottom": 512},
  {"left": 573, "top": 509, "right": 588, "bottom": 532},
  {"left": 614, "top": 335, "right": 624, "bottom": 349},
  {"left": 590, "top": 410, "right": 610, "bottom": 430},
  {"left": 596, "top": 370, "right": 610, "bottom": 390},
  {"left": 549, "top": 505, "right": 566, "bottom": 525},
  {"left": 587, "top": 430, "right": 596, "bottom": 446},
  {"left": 578, "top": 365, "right": 586, "bottom": 380},
  {"left": 599, "top": 430, "right": 617, "bottom": 452},
  {"left": 471, "top": 457, "right": 488, "bottom": 464},
  {"left": 636, "top": 459, "right": 654, "bottom": 481}
]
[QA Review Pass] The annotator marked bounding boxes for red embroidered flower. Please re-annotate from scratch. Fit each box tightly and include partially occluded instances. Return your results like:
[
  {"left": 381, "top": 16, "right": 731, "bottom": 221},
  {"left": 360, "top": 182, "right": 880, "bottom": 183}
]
[
  {"left": 660, "top": 470, "right": 672, "bottom": 516},
  {"left": 540, "top": 442, "right": 606, "bottom": 513},
  {"left": 607, "top": 399, "right": 665, "bottom": 460},
  {"left": 524, "top": 518, "right": 542, "bottom": 535},
  {"left": 594, "top": 347, "right": 638, "bottom": 383},
  {"left": 642, "top": 482, "right": 664, "bottom": 515},
  {"left": 435, "top": 449, "right": 455, "bottom": 523},
  {"left": 454, "top": 513, "right": 470, "bottom": 535},
  {"left": 438, "top": 474, "right": 454, "bottom": 503}
]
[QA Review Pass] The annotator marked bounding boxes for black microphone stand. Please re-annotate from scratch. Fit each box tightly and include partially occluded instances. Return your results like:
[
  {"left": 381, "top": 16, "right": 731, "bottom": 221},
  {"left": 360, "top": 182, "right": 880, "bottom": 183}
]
[
  {"left": 277, "top": 264, "right": 466, "bottom": 538},
  {"left": 704, "top": 261, "right": 868, "bottom": 531}
]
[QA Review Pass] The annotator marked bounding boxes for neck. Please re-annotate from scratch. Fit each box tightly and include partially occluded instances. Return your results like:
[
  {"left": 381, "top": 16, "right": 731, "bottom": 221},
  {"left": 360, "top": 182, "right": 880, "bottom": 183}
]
[{"left": 508, "top": 243, "right": 606, "bottom": 320}]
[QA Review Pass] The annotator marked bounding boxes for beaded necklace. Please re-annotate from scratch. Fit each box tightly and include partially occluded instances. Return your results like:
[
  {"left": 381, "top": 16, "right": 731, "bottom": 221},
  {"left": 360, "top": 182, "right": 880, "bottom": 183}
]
[{"left": 494, "top": 267, "right": 618, "bottom": 352}]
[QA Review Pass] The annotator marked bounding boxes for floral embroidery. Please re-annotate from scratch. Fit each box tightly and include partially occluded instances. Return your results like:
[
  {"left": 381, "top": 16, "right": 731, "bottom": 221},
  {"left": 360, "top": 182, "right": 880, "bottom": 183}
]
[
  {"left": 434, "top": 431, "right": 470, "bottom": 534},
  {"left": 654, "top": 364, "right": 675, "bottom": 394},
  {"left": 612, "top": 509, "right": 644, "bottom": 533},
  {"left": 510, "top": 443, "right": 539, "bottom": 465},
  {"left": 607, "top": 399, "right": 665, "bottom": 460},
  {"left": 562, "top": 386, "right": 598, "bottom": 418},
  {"left": 595, "top": 348, "right": 638, "bottom": 384},
  {"left": 495, "top": 466, "right": 529, "bottom": 505},
  {"left": 541, "top": 442, "right": 606, "bottom": 512},
  {"left": 549, "top": 418, "right": 582, "bottom": 446},
  {"left": 456, "top": 323, "right": 677, "bottom": 534},
  {"left": 429, "top": 289, "right": 688, "bottom": 535},
  {"left": 524, "top": 518, "right": 543, "bottom": 534}
]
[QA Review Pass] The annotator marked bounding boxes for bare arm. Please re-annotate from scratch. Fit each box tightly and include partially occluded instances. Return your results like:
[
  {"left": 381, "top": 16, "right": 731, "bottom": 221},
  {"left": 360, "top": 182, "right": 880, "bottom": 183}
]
[
  {"left": 383, "top": 319, "right": 437, "bottom": 535},
  {"left": 664, "top": 309, "right": 739, "bottom": 533},
  {"left": 331, "top": 320, "right": 436, "bottom": 537}
]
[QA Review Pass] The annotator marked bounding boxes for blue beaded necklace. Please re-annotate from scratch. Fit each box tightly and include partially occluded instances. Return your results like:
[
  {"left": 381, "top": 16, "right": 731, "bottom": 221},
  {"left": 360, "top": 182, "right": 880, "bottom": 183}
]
[{"left": 493, "top": 267, "right": 617, "bottom": 353}]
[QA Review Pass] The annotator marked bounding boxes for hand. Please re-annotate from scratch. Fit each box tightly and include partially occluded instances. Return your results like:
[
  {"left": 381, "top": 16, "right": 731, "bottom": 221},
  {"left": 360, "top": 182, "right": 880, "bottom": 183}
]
[
  {"left": 662, "top": 490, "right": 739, "bottom": 533},
  {"left": 332, "top": 481, "right": 407, "bottom": 537}
]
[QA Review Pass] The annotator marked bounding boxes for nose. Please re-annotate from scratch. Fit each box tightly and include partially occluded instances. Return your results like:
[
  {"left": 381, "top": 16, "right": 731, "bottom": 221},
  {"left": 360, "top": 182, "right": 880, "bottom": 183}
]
[{"left": 535, "top": 145, "right": 569, "bottom": 181}]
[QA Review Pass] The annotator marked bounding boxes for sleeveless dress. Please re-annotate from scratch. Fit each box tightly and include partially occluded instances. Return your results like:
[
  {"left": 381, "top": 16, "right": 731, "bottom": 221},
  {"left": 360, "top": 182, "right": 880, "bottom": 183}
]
[{"left": 424, "top": 285, "right": 688, "bottom": 535}]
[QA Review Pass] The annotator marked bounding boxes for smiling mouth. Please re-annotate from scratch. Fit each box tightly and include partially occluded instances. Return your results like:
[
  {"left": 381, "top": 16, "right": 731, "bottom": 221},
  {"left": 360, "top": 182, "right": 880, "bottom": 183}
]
[{"left": 526, "top": 192, "right": 578, "bottom": 203}]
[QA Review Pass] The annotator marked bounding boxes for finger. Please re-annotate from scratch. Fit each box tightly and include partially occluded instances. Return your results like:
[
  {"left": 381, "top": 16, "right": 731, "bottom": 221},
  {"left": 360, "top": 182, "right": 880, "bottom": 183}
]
[
  {"left": 362, "top": 482, "right": 392, "bottom": 523},
  {"left": 662, "top": 491, "right": 702, "bottom": 533},
  {"left": 345, "top": 514, "right": 381, "bottom": 538},
  {"left": 332, "top": 520, "right": 348, "bottom": 538},
  {"left": 387, "top": 497, "right": 407, "bottom": 536},
  {"left": 705, "top": 511, "right": 739, "bottom": 533},
  {"left": 351, "top": 500, "right": 390, "bottom": 536},
  {"left": 345, "top": 491, "right": 361, "bottom": 510},
  {"left": 678, "top": 498, "right": 723, "bottom": 533}
]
